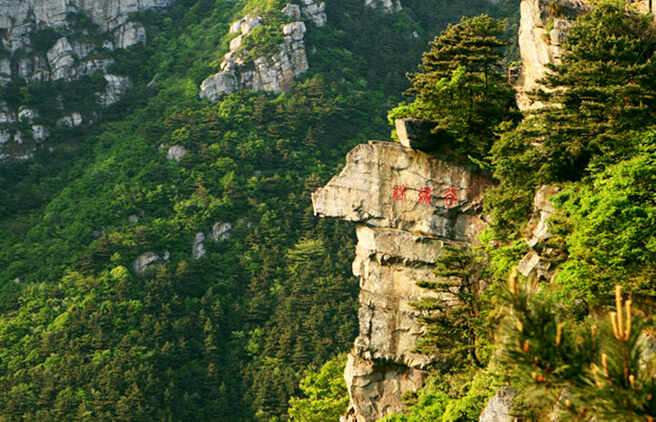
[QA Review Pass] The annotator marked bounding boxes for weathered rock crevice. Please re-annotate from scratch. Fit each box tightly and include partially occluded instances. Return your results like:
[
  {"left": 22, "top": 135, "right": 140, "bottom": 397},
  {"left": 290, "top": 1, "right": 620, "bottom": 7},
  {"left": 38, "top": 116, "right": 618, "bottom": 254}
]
[{"left": 313, "top": 140, "right": 495, "bottom": 422}]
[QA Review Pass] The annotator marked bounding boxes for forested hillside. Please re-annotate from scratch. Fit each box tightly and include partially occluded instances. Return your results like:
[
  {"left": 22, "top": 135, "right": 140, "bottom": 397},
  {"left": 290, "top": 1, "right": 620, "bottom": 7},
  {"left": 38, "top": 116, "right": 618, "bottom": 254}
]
[{"left": 0, "top": 0, "right": 519, "bottom": 421}]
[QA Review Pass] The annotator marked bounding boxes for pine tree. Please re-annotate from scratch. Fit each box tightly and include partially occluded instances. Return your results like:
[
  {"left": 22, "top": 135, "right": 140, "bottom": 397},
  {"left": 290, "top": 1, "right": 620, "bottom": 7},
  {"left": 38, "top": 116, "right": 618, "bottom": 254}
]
[
  {"left": 411, "top": 245, "right": 492, "bottom": 371},
  {"left": 391, "top": 15, "right": 518, "bottom": 159},
  {"left": 500, "top": 273, "right": 656, "bottom": 421}
]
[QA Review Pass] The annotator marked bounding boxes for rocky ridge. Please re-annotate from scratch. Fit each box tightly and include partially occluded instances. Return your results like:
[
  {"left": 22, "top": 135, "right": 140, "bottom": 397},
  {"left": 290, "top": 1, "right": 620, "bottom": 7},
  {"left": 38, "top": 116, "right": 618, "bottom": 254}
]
[
  {"left": 199, "top": 1, "right": 326, "bottom": 101},
  {"left": 0, "top": 0, "right": 171, "bottom": 85},
  {"left": 312, "top": 140, "right": 495, "bottom": 422},
  {"left": 0, "top": 0, "right": 172, "bottom": 161}
]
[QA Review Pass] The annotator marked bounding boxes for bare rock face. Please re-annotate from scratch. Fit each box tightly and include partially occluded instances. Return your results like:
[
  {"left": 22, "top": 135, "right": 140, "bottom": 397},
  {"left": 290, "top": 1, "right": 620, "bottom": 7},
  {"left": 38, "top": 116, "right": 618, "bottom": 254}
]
[
  {"left": 364, "top": 0, "right": 403, "bottom": 13},
  {"left": 519, "top": 185, "right": 560, "bottom": 280},
  {"left": 395, "top": 118, "right": 443, "bottom": 151},
  {"left": 479, "top": 387, "right": 516, "bottom": 422},
  {"left": 199, "top": 13, "right": 309, "bottom": 101},
  {"left": 313, "top": 141, "right": 495, "bottom": 422},
  {"left": 516, "top": 0, "right": 588, "bottom": 110}
]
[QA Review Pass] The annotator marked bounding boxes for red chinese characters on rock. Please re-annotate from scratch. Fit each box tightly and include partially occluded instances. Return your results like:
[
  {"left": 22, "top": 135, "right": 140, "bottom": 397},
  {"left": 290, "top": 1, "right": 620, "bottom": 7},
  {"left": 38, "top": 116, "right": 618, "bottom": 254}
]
[
  {"left": 418, "top": 187, "right": 432, "bottom": 205},
  {"left": 444, "top": 188, "right": 457, "bottom": 207},
  {"left": 393, "top": 184, "right": 407, "bottom": 201}
]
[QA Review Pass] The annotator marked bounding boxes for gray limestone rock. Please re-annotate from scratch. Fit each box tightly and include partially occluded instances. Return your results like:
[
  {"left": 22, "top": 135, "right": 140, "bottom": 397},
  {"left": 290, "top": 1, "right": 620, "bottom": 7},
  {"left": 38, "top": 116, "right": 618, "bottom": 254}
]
[
  {"left": 241, "top": 17, "right": 264, "bottom": 35},
  {"left": 516, "top": 0, "right": 588, "bottom": 110},
  {"left": 132, "top": 252, "right": 161, "bottom": 274},
  {"left": 395, "top": 118, "right": 443, "bottom": 151},
  {"left": 479, "top": 387, "right": 516, "bottom": 422},
  {"left": 313, "top": 140, "right": 495, "bottom": 422},
  {"left": 199, "top": 18, "right": 309, "bottom": 101},
  {"left": 282, "top": 4, "right": 301, "bottom": 20},
  {"left": 167, "top": 145, "right": 186, "bottom": 161},
  {"left": 364, "top": 0, "right": 402, "bottom": 13},
  {"left": 98, "top": 74, "right": 133, "bottom": 107},
  {"left": 199, "top": 71, "right": 239, "bottom": 101},
  {"left": 192, "top": 232, "right": 206, "bottom": 260},
  {"left": 340, "top": 353, "right": 426, "bottom": 422},
  {"left": 300, "top": 0, "right": 327, "bottom": 26},
  {"left": 211, "top": 222, "right": 233, "bottom": 241},
  {"left": 114, "top": 22, "right": 147, "bottom": 49}
]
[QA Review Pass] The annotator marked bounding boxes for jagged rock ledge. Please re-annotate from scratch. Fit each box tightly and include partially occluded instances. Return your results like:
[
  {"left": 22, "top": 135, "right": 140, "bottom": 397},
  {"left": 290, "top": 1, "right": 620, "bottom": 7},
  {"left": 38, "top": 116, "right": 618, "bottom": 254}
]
[{"left": 312, "top": 140, "right": 495, "bottom": 422}]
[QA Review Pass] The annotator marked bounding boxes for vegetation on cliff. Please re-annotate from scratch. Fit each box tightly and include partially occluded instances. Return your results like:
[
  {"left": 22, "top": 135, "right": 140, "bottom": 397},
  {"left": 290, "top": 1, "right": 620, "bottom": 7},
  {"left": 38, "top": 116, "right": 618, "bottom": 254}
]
[{"left": 0, "top": 0, "right": 519, "bottom": 421}]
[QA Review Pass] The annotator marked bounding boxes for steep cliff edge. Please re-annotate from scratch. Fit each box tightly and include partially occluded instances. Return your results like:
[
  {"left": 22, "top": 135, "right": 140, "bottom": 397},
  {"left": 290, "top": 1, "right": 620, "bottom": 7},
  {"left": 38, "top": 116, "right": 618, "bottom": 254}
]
[
  {"left": 312, "top": 141, "right": 495, "bottom": 422},
  {"left": 516, "top": 0, "right": 588, "bottom": 110}
]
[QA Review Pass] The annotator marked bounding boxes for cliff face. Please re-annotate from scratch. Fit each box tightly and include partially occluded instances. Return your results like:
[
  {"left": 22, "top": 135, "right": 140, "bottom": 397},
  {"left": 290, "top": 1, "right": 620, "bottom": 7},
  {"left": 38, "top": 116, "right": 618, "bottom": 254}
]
[
  {"left": 0, "top": 0, "right": 171, "bottom": 161},
  {"left": 312, "top": 141, "right": 495, "bottom": 422},
  {"left": 516, "top": 0, "right": 588, "bottom": 110},
  {"left": 0, "top": 0, "right": 171, "bottom": 84}
]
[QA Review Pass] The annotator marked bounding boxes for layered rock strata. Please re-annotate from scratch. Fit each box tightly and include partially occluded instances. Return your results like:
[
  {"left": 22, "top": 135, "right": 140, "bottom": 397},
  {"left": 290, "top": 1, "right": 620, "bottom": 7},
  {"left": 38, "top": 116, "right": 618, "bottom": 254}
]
[{"left": 312, "top": 141, "right": 495, "bottom": 422}]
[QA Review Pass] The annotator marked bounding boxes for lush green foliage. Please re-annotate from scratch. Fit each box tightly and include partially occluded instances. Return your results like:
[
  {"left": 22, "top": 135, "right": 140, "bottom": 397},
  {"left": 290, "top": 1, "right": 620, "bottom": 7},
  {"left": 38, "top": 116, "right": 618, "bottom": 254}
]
[
  {"left": 0, "top": 0, "right": 520, "bottom": 421},
  {"left": 488, "top": 0, "right": 656, "bottom": 232},
  {"left": 389, "top": 15, "right": 519, "bottom": 159},
  {"left": 411, "top": 246, "right": 493, "bottom": 370},
  {"left": 500, "top": 276, "right": 656, "bottom": 421},
  {"left": 288, "top": 353, "right": 349, "bottom": 422}
]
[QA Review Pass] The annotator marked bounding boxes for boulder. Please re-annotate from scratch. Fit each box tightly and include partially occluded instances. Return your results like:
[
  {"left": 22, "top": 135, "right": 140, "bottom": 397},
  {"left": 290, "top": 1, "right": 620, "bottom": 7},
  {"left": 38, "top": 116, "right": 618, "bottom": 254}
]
[
  {"left": 132, "top": 252, "right": 161, "bottom": 274},
  {"left": 167, "top": 145, "right": 186, "bottom": 161},
  {"left": 211, "top": 222, "right": 233, "bottom": 241},
  {"left": 479, "top": 387, "right": 516, "bottom": 422},
  {"left": 394, "top": 118, "right": 443, "bottom": 151},
  {"left": 97, "top": 74, "right": 133, "bottom": 107}
]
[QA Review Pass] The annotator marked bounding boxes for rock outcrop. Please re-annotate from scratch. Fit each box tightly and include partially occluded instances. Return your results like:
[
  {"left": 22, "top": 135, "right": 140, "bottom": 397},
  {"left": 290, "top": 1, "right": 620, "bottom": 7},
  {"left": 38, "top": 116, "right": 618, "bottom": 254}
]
[
  {"left": 478, "top": 387, "right": 516, "bottom": 422},
  {"left": 516, "top": 0, "right": 588, "bottom": 110},
  {"left": 364, "top": 0, "right": 403, "bottom": 13},
  {"left": 313, "top": 140, "right": 495, "bottom": 422},
  {"left": 0, "top": 0, "right": 171, "bottom": 53},
  {"left": 199, "top": 8, "right": 310, "bottom": 101}
]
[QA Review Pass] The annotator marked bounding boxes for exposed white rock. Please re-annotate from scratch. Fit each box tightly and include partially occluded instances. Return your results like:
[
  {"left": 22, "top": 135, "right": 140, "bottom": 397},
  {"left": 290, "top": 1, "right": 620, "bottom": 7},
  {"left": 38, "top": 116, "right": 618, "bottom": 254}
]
[
  {"left": 241, "top": 16, "right": 264, "bottom": 35},
  {"left": 230, "top": 16, "right": 249, "bottom": 33},
  {"left": 341, "top": 353, "right": 426, "bottom": 422},
  {"left": 282, "top": 4, "right": 301, "bottom": 20},
  {"left": 519, "top": 185, "right": 561, "bottom": 280},
  {"left": 314, "top": 141, "right": 495, "bottom": 422},
  {"left": 0, "top": 105, "right": 15, "bottom": 124},
  {"left": 128, "top": 214, "right": 140, "bottom": 223},
  {"left": 0, "top": 129, "right": 10, "bottom": 144},
  {"left": 18, "top": 106, "right": 38, "bottom": 122},
  {"left": 31, "top": 125, "right": 49, "bottom": 141},
  {"left": 114, "top": 21, "right": 147, "bottom": 49},
  {"left": 57, "top": 112, "right": 83, "bottom": 127},
  {"left": 46, "top": 37, "right": 74, "bottom": 81},
  {"left": 479, "top": 387, "right": 516, "bottom": 422},
  {"left": 300, "top": 0, "right": 327, "bottom": 26},
  {"left": 516, "top": 0, "right": 588, "bottom": 110},
  {"left": 0, "top": 58, "right": 10, "bottom": 85},
  {"left": 97, "top": 74, "right": 133, "bottom": 107},
  {"left": 200, "top": 18, "right": 309, "bottom": 101},
  {"left": 192, "top": 232, "right": 206, "bottom": 260},
  {"left": 211, "top": 222, "right": 233, "bottom": 241},
  {"left": 166, "top": 145, "right": 186, "bottom": 161},
  {"left": 364, "top": 0, "right": 402, "bottom": 13},
  {"left": 526, "top": 185, "right": 560, "bottom": 249},
  {"left": 199, "top": 71, "right": 239, "bottom": 101},
  {"left": 132, "top": 252, "right": 161, "bottom": 274}
]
